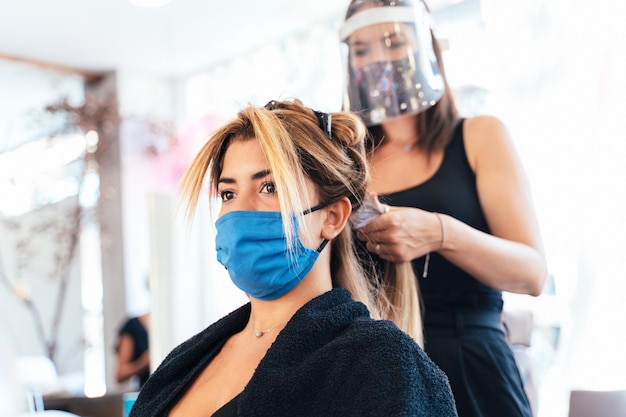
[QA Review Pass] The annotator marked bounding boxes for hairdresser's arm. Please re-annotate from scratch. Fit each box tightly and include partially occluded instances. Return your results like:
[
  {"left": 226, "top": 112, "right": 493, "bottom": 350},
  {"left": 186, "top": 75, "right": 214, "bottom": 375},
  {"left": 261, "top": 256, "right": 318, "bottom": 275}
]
[
  {"left": 439, "top": 115, "right": 547, "bottom": 295},
  {"left": 116, "top": 334, "right": 150, "bottom": 383},
  {"left": 358, "top": 116, "right": 547, "bottom": 295}
]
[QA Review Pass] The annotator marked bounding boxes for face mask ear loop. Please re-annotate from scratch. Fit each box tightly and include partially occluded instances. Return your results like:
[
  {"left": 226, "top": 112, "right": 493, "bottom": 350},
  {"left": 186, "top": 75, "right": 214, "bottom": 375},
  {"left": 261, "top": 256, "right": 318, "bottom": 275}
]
[
  {"left": 316, "top": 239, "right": 330, "bottom": 253},
  {"left": 302, "top": 201, "right": 330, "bottom": 215},
  {"left": 301, "top": 202, "right": 331, "bottom": 253}
]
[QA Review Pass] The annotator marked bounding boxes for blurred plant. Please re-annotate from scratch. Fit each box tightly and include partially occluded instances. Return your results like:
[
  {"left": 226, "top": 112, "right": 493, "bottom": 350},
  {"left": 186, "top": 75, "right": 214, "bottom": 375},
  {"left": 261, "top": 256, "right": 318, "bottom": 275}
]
[
  {"left": 0, "top": 89, "right": 175, "bottom": 371},
  {"left": 0, "top": 198, "right": 81, "bottom": 366},
  {"left": 0, "top": 91, "right": 116, "bottom": 370}
]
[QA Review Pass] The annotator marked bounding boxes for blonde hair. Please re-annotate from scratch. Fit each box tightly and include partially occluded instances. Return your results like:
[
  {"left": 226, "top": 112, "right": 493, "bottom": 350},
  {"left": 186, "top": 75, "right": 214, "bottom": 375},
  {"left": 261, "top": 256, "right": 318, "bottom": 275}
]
[
  {"left": 179, "top": 99, "right": 380, "bottom": 317},
  {"left": 379, "top": 263, "right": 423, "bottom": 347}
]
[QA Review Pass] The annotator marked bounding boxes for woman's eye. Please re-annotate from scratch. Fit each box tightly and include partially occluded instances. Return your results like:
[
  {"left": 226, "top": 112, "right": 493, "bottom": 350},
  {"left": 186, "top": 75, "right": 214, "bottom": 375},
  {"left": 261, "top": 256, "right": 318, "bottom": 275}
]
[
  {"left": 353, "top": 47, "right": 369, "bottom": 58},
  {"left": 389, "top": 40, "right": 406, "bottom": 50},
  {"left": 385, "top": 37, "right": 406, "bottom": 50},
  {"left": 261, "top": 181, "right": 276, "bottom": 195},
  {"left": 219, "top": 190, "right": 235, "bottom": 201}
]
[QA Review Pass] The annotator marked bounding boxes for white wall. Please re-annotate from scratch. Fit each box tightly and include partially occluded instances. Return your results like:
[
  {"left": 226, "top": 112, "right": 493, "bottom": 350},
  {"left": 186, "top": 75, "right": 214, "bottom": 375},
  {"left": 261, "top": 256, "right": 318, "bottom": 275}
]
[
  {"left": 147, "top": 193, "right": 246, "bottom": 368},
  {"left": 117, "top": 71, "right": 179, "bottom": 317},
  {"left": 0, "top": 61, "right": 84, "bottom": 154},
  {"left": 443, "top": 1, "right": 626, "bottom": 416}
]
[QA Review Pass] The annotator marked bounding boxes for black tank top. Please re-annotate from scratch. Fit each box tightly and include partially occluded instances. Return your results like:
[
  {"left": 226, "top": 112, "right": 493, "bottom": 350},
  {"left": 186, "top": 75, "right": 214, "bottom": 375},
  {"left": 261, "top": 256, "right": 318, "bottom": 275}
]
[{"left": 367, "top": 119, "right": 503, "bottom": 314}]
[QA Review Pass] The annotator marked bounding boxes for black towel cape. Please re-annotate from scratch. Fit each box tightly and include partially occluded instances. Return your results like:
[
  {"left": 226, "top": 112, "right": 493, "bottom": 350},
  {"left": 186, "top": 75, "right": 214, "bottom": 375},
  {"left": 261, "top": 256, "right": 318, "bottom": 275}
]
[{"left": 130, "top": 288, "right": 458, "bottom": 417}]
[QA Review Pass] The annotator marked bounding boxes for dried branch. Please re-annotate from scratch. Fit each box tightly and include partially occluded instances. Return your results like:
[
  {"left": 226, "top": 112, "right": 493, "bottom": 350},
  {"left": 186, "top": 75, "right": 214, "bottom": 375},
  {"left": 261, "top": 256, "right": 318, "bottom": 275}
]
[{"left": 3, "top": 91, "right": 173, "bottom": 370}]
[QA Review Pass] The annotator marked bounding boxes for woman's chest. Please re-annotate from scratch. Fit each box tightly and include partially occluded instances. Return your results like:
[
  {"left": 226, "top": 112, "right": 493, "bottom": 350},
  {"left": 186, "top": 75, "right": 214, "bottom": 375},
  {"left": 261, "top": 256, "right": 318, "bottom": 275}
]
[
  {"left": 368, "top": 148, "right": 443, "bottom": 194},
  {"left": 169, "top": 338, "right": 269, "bottom": 417}
]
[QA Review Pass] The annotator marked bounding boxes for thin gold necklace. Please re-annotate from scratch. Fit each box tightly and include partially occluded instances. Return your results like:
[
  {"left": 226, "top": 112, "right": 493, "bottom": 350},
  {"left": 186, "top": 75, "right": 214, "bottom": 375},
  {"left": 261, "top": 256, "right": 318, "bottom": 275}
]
[
  {"left": 254, "top": 322, "right": 285, "bottom": 338},
  {"left": 386, "top": 138, "right": 417, "bottom": 153}
]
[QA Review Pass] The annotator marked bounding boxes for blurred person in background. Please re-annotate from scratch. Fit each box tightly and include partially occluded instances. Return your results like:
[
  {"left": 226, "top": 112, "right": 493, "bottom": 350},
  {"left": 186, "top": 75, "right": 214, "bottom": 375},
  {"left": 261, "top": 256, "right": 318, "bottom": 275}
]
[{"left": 115, "top": 312, "right": 150, "bottom": 389}]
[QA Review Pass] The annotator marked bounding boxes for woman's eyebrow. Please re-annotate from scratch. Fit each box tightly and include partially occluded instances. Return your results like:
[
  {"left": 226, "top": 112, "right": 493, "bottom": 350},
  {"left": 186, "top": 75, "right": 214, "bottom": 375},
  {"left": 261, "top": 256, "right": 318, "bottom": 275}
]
[
  {"left": 350, "top": 40, "right": 368, "bottom": 48},
  {"left": 251, "top": 169, "right": 271, "bottom": 180},
  {"left": 218, "top": 177, "right": 234, "bottom": 185},
  {"left": 218, "top": 169, "right": 271, "bottom": 184}
]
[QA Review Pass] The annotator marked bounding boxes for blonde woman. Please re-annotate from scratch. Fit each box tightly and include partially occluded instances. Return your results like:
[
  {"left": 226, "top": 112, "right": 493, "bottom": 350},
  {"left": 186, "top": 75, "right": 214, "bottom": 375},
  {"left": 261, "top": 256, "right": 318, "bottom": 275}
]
[{"left": 129, "top": 99, "right": 457, "bottom": 417}]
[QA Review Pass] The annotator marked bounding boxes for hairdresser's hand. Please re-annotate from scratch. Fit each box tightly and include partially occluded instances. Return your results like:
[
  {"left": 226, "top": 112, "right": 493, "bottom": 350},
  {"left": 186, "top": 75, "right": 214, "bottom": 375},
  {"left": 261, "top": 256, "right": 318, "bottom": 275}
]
[{"left": 356, "top": 203, "right": 442, "bottom": 263}]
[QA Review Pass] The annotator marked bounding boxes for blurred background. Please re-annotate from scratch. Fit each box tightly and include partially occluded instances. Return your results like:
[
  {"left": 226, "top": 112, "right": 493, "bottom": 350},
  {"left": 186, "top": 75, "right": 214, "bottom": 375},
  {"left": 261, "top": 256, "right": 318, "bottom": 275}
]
[{"left": 1, "top": 0, "right": 625, "bottom": 416}]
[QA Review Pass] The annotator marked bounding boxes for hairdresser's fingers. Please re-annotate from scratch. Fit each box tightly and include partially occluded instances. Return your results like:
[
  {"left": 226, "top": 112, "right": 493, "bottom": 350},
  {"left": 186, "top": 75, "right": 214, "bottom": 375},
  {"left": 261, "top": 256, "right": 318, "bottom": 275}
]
[
  {"left": 370, "top": 194, "right": 388, "bottom": 214},
  {"left": 370, "top": 241, "right": 401, "bottom": 262},
  {"left": 357, "top": 227, "right": 388, "bottom": 244},
  {"left": 358, "top": 212, "right": 400, "bottom": 237}
]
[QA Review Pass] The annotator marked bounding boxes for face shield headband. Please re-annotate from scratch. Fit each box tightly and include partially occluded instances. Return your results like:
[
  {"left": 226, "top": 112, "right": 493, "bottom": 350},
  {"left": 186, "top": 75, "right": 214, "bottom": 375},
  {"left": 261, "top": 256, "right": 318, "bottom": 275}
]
[
  {"left": 340, "top": 7, "right": 419, "bottom": 41},
  {"left": 340, "top": 3, "right": 445, "bottom": 126}
]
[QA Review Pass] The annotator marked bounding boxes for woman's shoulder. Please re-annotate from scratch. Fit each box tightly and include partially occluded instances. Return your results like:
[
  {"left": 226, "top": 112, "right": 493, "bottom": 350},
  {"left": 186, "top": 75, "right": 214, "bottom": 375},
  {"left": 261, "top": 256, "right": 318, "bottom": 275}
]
[
  {"left": 463, "top": 115, "right": 510, "bottom": 144},
  {"left": 118, "top": 316, "right": 140, "bottom": 334},
  {"left": 461, "top": 115, "right": 515, "bottom": 170},
  {"left": 334, "top": 319, "right": 457, "bottom": 411},
  {"left": 350, "top": 317, "right": 414, "bottom": 340},
  {"left": 342, "top": 318, "right": 430, "bottom": 363}
]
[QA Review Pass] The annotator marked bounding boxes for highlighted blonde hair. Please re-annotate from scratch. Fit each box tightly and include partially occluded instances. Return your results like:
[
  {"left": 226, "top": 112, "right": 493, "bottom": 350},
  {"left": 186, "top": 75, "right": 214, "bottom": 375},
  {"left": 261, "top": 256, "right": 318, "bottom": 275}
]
[{"left": 179, "top": 99, "right": 380, "bottom": 317}]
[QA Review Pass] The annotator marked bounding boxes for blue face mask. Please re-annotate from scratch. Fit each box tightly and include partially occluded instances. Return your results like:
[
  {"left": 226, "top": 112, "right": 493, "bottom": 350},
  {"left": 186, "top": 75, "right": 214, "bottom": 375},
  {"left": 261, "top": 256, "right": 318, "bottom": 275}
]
[{"left": 215, "top": 204, "right": 329, "bottom": 301}]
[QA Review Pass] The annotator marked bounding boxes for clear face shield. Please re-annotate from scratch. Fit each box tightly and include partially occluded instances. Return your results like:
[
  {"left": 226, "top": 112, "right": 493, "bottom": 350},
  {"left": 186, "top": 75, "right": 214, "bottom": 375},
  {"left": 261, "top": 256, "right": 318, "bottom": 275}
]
[{"left": 340, "top": 0, "right": 445, "bottom": 126}]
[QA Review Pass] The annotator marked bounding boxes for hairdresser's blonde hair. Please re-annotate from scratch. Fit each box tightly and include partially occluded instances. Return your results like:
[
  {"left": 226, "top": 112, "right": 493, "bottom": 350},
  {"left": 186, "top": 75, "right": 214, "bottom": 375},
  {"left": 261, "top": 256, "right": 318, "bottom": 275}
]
[{"left": 179, "top": 99, "right": 380, "bottom": 317}]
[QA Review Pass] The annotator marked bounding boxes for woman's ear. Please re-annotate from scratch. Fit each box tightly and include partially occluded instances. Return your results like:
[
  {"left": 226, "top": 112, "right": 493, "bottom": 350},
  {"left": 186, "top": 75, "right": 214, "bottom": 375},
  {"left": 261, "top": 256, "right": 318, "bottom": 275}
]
[{"left": 321, "top": 197, "right": 352, "bottom": 240}]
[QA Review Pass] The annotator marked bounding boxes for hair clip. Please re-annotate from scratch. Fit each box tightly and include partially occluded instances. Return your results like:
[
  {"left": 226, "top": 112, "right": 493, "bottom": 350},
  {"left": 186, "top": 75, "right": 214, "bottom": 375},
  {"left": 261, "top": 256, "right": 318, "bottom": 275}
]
[
  {"left": 264, "top": 100, "right": 278, "bottom": 110},
  {"left": 313, "top": 110, "right": 332, "bottom": 139}
]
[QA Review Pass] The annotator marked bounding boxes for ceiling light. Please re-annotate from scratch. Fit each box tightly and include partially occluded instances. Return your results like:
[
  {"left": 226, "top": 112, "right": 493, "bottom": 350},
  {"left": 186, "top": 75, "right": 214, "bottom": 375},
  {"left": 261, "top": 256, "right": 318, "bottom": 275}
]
[{"left": 128, "top": 0, "right": 172, "bottom": 8}]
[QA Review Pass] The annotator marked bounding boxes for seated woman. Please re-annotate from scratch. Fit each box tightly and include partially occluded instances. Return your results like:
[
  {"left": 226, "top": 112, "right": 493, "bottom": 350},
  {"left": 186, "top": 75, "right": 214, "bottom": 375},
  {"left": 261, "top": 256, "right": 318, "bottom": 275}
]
[
  {"left": 115, "top": 312, "right": 150, "bottom": 389},
  {"left": 129, "top": 99, "right": 457, "bottom": 417}
]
